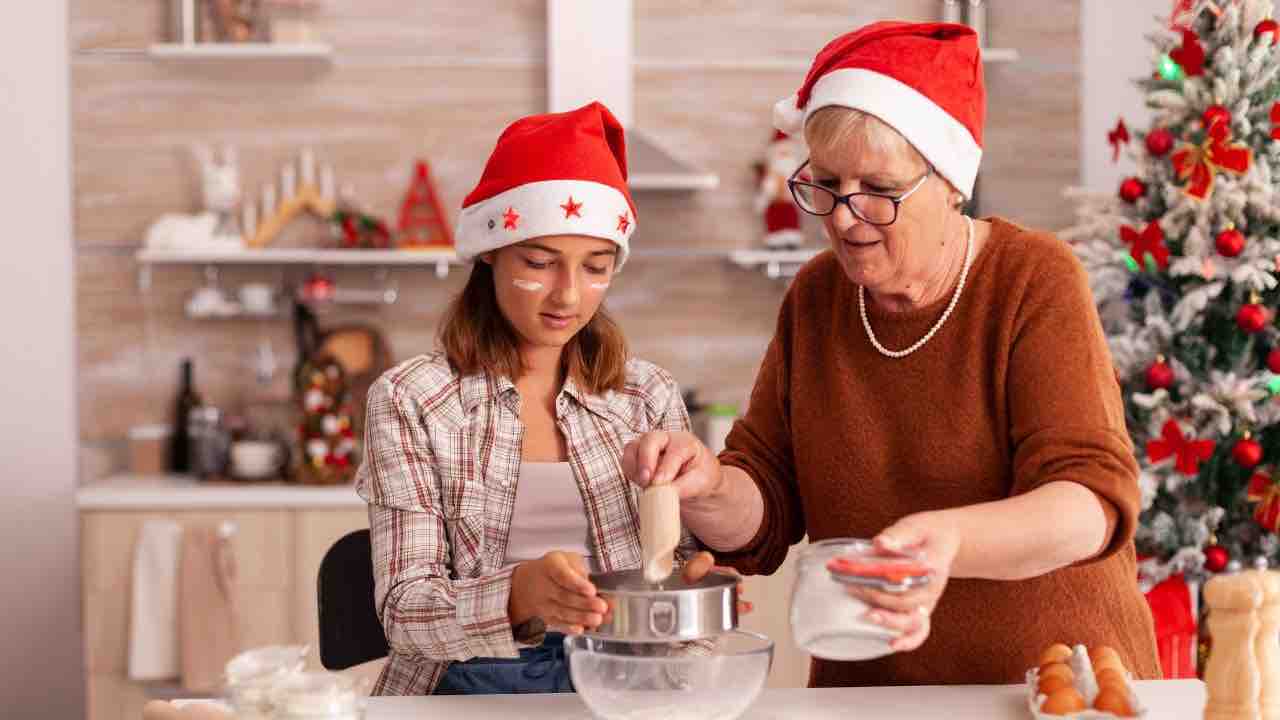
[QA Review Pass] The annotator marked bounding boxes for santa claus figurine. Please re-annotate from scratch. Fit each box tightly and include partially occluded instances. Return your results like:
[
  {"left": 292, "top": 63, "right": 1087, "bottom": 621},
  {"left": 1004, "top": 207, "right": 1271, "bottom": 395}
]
[{"left": 754, "top": 130, "right": 806, "bottom": 249}]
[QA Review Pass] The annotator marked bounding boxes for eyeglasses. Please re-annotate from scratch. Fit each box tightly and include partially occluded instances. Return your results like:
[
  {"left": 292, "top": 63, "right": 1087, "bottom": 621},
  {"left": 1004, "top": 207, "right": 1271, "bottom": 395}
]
[{"left": 787, "top": 160, "right": 932, "bottom": 226}]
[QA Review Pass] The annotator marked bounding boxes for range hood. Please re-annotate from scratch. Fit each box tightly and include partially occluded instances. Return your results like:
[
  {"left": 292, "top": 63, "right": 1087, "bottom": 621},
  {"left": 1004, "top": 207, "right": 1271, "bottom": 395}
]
[{"left": 546, "top": 0, "right": 719, "bottom": 191}]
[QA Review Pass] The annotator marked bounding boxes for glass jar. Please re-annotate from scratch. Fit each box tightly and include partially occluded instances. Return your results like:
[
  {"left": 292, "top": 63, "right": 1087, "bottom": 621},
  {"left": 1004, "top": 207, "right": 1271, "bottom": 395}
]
[
  {"left": 789, "top": 538, "right": 933, "bottom": 661},
  {"left": 188, "top": 405, "right": 230, "bottom": 479},
  {"left": 270, "top": 672, "right": 364, "bottom": 720}
]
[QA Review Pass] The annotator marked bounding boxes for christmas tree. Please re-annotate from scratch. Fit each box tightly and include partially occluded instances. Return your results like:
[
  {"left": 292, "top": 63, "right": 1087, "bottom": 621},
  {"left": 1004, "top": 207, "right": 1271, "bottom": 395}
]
[{"left": 1066, "top": 0, "right": 1280, "bottom": 584}]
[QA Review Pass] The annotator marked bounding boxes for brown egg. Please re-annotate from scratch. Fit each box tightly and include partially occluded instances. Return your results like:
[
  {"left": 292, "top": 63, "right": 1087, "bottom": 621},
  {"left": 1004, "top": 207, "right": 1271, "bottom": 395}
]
[
  {"left": 1041, "top": 687, "right": 1088, "bottom": 715},
  {"left": 1090, "top": 645, "right": 1123, "bottom": 668},
  {"left": 1039, "top": 662, "right": 1076, "bottom": 685},
  {"left": 1038, "top": 673, "right": 1074, "bottom": 695},
  {"left": 1095, "top": 666, "right": 1128, "bottom": 690},
  {"left": 1094, "top": 686, "right": 1136, "bottom": 716},
  {"left": 1039, "top": 643, "right": 1074, "bottom": 667}
]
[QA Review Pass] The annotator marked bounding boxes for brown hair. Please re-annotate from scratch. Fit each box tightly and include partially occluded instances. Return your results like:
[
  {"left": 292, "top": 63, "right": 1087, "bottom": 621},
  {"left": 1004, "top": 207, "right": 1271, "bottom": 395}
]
[{"left": 438, "top": 261, "right": 629, "bottom": 394}]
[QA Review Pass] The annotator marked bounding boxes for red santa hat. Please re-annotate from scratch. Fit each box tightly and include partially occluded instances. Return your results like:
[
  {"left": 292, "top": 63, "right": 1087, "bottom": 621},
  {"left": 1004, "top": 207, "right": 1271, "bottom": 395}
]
[
  {"left": 456, "top": 101, "right": 638, "bottom": 267},
  {"left": 773, "top": 21, "right": 985, "bottom": 199}
]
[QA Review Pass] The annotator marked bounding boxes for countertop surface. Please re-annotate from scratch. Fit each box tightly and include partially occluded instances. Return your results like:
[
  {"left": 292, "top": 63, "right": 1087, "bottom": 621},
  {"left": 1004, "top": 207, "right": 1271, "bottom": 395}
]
[
  {"left": 77, "top": 474, "right": 364, "bottom": 510},
  {"left": 352, "top": 680, "right": 1201, "bottom": 719}
]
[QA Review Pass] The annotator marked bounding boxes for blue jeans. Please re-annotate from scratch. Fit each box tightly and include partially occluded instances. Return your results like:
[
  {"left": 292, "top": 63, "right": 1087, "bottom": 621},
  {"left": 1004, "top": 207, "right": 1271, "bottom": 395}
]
[{"left": 434, "top": 632, "right": 574, "bottom": 695}]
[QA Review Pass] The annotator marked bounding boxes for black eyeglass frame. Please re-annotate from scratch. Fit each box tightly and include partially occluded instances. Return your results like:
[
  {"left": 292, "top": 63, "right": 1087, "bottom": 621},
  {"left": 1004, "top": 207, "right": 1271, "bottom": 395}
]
[{"left": 786, "top": 159, "right": 932, "bottom": 227}]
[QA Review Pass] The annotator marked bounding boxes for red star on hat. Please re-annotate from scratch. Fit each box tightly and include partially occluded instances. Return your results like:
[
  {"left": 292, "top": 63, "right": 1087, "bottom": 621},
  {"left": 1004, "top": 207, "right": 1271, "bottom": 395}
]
[
  {"left": 560, "top": 196, "right": 583, "bottom": 219},
  {"left": 502, "top": 207, "right": 520, "bottom": 230},
  {"left": 617, "top": 212, "right": 630, "bottom": 233}
]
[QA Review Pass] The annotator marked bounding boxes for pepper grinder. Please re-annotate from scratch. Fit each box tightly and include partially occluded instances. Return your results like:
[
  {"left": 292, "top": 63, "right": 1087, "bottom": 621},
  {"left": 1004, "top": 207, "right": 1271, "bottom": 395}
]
[
  {"left": 1250, "top": 569, "right": 1280, "bottom": 720},
  {"left": 1203, "top": 570, "right": 1264, "bottom": 720},
  {"left": 965, "top": 0, "right": 987, "bottom": 48}
]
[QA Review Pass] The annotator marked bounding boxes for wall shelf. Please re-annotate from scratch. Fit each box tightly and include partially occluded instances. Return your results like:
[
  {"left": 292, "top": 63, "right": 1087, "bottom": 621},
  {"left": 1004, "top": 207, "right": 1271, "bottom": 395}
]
[
  {"left": 729, "top": 248, "right": 823, "bottom": 280},
  {"left": 136, "top": 246, "right": 462, "bottom": 289},
  {"left": 147, "top": 42, "right": 334, "bottom": 63}
]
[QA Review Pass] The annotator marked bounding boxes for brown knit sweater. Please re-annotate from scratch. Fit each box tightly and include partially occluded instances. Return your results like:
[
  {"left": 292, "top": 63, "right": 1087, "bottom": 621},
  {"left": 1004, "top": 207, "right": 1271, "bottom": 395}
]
[{"left": 716, "top": 217, "right": 1160, "bottom": 687}]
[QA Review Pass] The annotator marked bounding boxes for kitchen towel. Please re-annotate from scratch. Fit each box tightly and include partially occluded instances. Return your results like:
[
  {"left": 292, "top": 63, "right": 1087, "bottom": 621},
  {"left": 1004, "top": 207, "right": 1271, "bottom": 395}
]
[
  {"left": 128, "top": 519, "right": 184, "bottom": 681},
  {"left": 179, "top": 522, "right": 244, "bottom": 692}
]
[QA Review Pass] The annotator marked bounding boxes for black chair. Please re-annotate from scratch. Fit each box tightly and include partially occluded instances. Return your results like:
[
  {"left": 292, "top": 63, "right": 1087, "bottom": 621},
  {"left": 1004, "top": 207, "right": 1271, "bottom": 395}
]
[{"left": 317, "top": 528, "right": 390, "bottom": 670}]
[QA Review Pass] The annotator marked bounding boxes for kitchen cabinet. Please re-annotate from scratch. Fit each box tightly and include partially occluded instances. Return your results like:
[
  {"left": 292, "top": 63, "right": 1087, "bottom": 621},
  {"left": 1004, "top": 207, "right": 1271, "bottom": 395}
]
[{"left": 78, "top": 479, "right": 381, "bottom": 720}]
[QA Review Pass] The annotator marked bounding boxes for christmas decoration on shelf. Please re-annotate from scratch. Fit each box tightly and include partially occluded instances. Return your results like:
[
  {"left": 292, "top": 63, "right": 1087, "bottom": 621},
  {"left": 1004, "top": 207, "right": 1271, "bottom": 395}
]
[
  {"left": 330, "top": 208, "right": 392, "bottom": 250},
  {"left": 754, "top": 130, "right": 806, "bottom": 249},
  {"left": 294, "top": 353, "right": 357, "bottom": 485},
  {"left": 1063, "top": 0, "right": 1280, "bottom": 675},
  {"left": 397, "top": 160, "right": 454, "bottom": 249},
  {"left": 143, "top": 144, "right": 244, "bottom": 251},
  {"left": 247, "top": 148, "right": 339, "bottom": 248}
]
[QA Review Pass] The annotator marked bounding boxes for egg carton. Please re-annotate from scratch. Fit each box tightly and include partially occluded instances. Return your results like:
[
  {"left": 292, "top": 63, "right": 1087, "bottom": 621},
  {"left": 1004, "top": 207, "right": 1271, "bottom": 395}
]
[{"left": 1026, "top": 644, "right": 1147, "bottom": 718}]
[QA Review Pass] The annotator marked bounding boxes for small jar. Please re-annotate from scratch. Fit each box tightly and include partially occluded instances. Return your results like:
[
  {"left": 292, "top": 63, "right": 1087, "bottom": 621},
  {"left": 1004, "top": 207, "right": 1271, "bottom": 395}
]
[
  {"left": 789, "top": 538, "right": 933, "bottom": 661},
  {"left": 697, "top": 403, "right": 738, "bottom": 455},
  {"left": 270, "top": 672, "right": 364, "bottom": 720},
  {"left": 188, "top": 405, "right": 230, "bottom": 479}
]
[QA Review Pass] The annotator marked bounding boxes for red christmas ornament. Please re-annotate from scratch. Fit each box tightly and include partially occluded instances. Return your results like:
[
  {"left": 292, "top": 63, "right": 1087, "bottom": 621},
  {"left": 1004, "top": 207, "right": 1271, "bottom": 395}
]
[
  {"left": 1238, "top": 303, "right": 1269, "bottom": 333},
  {"left": 1257, "top": 19, "right": 1280, "bottom": 45},
  {"left": 1146, "top": 128, "right": 1175, "bottom": 156},
  {"left": 1234, "top": 435, "right": 1264, "bottom": 469},
  {"left": 1146, "top": 357, "right": 1175, "bottom": 390},
  {"left": 1119, "top": 177, "right": 1146, "bottom": 203},
  {"left": 1216, "top": 227, "right": 1245, "bottom": 258},
  {"left": 1269, "top": 347, "right": 1280, "bottom": 373},
  {"left": 1202, "top": 105, "right": 1232, "bottom": 134},
  {"left": 1204, "top": 544, "right": 1229, "bottom": 573}
]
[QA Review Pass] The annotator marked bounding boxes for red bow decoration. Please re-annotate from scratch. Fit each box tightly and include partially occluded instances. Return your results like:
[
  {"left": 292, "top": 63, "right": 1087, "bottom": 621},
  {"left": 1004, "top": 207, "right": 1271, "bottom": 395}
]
[
  {"left": 1170, "top": 0, "right": 1196, "bottom": 29},
  {"left": 1271, "top": 103, "right": 1280, "bottom": 141},
  {"left": 1170, "top": 116, "right": 1251, "bottom": 200},
  {"left": 1146, "top": 419, "right": 1216, "bottom": 475},
  {"left": 1170, "top": 28, "right": 1206, "bottom": 76},
  {"left": 1248, "top": 469, "right": 1280, "bottom": 532},
  {"left": 1108, "top": 119, "right": 1130, "bottom": 162},
  {"left": 1121, "top": 221, "right": 1170, "bottom": 270}
]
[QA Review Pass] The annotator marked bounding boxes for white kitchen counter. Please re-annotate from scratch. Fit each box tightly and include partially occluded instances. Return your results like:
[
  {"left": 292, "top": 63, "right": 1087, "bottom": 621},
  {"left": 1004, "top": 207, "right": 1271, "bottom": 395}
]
[
  {"left": 357, "top": 680, "right": 1204, "bottom": 719},
  {"left": 77, "top": 474, "right": 364, "bottom": 510}
]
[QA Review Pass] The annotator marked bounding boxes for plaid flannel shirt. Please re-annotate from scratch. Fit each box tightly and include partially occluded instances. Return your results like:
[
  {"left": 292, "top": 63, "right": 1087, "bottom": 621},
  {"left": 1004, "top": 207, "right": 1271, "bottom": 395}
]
[{"left": 355, "top": 352, "right": 697, "bottom": 695}]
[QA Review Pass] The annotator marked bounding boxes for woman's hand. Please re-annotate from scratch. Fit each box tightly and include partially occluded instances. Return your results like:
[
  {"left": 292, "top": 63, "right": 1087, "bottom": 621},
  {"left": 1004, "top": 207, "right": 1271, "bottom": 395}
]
[
  {"left": 848, "top": 512, "right": 962, "bottom": 652},
  {"left": 508, "top": 551, "right": 608, "bottom": 635},
  {"left": 680, "top": 550, "right": 753, "bottom": 616},
  {"left": 622, "top": 431, "right": 723, "bottom": 504}
]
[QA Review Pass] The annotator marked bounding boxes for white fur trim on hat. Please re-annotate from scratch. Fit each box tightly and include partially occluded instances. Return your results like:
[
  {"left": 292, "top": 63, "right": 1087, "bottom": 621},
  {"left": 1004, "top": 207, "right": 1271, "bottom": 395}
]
[
  {"left": 772, "top": 68, "right": 982, "bottom": 199},
  {"left": 456, "top": 179, "right": 636, "bottom": 268}
]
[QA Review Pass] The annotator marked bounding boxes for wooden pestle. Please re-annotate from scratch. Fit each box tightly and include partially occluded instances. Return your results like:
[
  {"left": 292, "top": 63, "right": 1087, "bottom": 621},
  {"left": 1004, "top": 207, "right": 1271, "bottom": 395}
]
[{"left": 639, "top": 483, "right": 681, "bottom": 583}]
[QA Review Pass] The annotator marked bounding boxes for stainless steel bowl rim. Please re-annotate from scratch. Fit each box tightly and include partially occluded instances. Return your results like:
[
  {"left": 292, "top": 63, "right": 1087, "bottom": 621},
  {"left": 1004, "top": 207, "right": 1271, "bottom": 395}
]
[{"left": 589, "top": 568, "right": 738, "bottom": 595}]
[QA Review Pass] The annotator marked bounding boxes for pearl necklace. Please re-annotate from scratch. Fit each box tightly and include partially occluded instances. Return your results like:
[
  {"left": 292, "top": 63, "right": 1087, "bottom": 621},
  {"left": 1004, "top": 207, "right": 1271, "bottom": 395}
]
[{"left": 858, "top": 215, "right": 975, "bottom": 359}]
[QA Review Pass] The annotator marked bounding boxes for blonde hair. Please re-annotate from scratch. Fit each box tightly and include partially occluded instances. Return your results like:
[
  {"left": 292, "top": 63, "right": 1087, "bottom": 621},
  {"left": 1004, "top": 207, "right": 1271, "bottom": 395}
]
[{"left": 804, "top": 106, "right": 926, "bottom": 167}]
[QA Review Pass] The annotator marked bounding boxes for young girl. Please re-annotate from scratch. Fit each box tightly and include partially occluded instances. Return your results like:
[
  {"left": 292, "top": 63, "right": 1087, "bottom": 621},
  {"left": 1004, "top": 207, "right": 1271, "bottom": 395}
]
[{"left": 355, "top": 102, "right": 723, "bottom": 695}]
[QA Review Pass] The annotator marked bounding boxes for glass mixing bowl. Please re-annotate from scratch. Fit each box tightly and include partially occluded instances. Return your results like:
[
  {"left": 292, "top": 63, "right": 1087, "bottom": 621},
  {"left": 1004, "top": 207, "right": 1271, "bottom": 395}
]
[{"left": 565, "top": 630, "right": 773, "bottom": 720}]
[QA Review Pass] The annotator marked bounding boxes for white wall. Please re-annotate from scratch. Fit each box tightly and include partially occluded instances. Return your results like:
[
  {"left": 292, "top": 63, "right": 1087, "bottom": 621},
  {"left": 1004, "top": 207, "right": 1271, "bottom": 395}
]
[
  {"left": 1080, "top": 0, "right": 1169, "bottom": 192},
  {"left": 0, "top": 0, "right": 84, "bottom": 716}
]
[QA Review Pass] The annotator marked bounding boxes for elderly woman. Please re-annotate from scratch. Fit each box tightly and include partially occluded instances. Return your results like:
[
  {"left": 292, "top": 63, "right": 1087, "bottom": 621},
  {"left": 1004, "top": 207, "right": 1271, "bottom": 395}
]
[{"left": 625, "top": 22, "right": 1160, "bottom": 686}]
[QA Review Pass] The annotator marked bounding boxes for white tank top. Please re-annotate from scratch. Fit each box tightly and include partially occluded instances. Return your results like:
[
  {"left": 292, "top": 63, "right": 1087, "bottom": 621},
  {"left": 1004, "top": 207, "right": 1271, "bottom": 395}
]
[{"left": 502, "top": 462, "right": 598, "bottom": 572}]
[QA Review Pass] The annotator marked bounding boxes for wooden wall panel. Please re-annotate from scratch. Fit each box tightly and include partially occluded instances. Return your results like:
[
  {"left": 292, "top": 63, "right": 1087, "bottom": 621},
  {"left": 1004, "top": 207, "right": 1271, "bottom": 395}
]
[{"left": 72, "top": 1, "right": 1079, "bottom": 481}]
